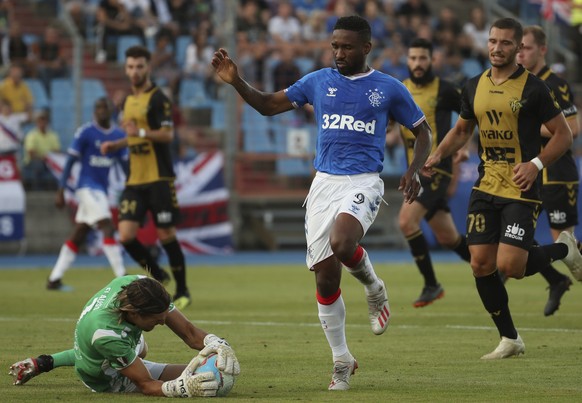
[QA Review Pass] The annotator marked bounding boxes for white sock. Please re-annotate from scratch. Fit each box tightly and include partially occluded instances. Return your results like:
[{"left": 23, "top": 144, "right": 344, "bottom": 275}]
[
  {"left": 49, "top": 243, "right": 77, "bottom": 282},
  {"left": 318, "top": 295, "right": 350, "bottom": 360},
  {"left": 103, "top": 243, "right": 126, "bottom": 277},
  {"left": 344, "top": 249, "right": 381, "bottom": 293}
]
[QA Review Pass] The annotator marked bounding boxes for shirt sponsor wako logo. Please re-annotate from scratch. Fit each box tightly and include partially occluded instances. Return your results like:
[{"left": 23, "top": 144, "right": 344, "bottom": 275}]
[
  {"left": 505, "top": 223, "right": 525, "bottom": 241},
  {"left": 321, "top": 114, "right": 376, "bottom": 134}
]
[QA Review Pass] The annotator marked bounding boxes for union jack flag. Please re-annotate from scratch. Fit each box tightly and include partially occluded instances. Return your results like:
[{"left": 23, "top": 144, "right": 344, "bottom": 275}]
[{"left": 46, "top": 151, "right": 234, "bottom": 255}]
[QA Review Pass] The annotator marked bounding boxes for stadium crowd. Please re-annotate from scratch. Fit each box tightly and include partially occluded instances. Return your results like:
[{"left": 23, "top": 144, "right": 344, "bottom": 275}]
[{"left": 0, "top": 0, "right": 579, "bottom": 191}]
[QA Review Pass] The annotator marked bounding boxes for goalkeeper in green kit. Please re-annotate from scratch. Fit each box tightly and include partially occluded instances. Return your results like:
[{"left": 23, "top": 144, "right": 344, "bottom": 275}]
[{"left": 8, "top": 275, "right": 240, "bottom": 397}]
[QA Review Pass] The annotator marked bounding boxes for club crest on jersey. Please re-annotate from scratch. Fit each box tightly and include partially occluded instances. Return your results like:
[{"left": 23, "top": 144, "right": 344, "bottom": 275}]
[
  {"left": 366, "top": 88, "right": 385, "bottom": 107},
  {"left": 326, "top": 87, "right": 338, "bottom": 97},
  {"left": 509, "top": 97, "right": 524, "bottom": 114}
]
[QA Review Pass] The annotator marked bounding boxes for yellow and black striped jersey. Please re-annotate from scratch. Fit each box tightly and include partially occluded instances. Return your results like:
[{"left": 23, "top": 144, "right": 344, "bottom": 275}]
[
  {"left": 460, "top": 65, "right": 562, "bottom": 202},
  {"left": 536, "top": 65, "right": 579, "bottom": 185},
  {"left": 122, "top": 85, "right": 175, "bottom": 185},
  {"left": 401, "top": 77, "right": 461, "bottom": 176}
]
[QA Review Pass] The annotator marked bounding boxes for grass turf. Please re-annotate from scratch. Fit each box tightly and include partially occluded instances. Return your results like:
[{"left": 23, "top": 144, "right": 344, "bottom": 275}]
[{"left": 1, "top": 259, "right": 581, "bottom": 402}]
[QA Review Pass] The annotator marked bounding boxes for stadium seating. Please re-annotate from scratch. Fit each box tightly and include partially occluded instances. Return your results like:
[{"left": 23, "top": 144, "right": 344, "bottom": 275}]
[
  {"left": 294, "top": 56, "right": 316, "bottom": 76},
  {"left": 49, "top": 78, "right": 108, "bottom": 143},
  {"left": 179, "top": 78, "right": 212, "bottom": 108},
  {"left": 242, "top": 103, "right": 275, "bottom": 153},
  {"left": 175, "top": 35, "right": 191, "bottom": 68},
  {"left": 276, "top": 157, "right": 313, "bottom": 177},
  {"left": 24, "top": 78, "right": 49, "bottom": 110},
  {"left": 116, "top": 35, "right": 142, "bottom": 64}
]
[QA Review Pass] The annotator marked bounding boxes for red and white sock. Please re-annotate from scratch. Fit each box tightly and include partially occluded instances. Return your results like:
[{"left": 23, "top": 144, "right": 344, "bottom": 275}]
[
  {"left": 317, "top": 289, "right": 350, "bottom": 360},
  {"left": 103, "top": 237, "right": 126, "bottom": 277},
  {"left": 48, "top": 241, "right": 78, "bottom": 282}
]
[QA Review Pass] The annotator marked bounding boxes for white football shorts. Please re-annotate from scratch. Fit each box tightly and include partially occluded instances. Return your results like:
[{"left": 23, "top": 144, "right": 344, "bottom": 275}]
[
  {"left": 305, "top": 172, "right": 384, "bottom": 269},
  {"left": 75, "top": 187, "right": 112, "bottom": 226}
]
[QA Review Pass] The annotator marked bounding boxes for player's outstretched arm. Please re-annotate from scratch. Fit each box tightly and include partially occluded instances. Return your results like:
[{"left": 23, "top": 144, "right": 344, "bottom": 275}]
[
  {"left": 211, "top": 48, "right": 294, "bottom": 116},
  {"left": 422, "top": 118, "right": 475, "bottom": 178},
  {"left": 399, "top": 120, "right": 432, "bottom": 204}
]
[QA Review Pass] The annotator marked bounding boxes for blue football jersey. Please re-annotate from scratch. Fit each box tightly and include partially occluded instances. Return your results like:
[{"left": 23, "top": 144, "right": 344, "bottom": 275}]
[
  {"left": 285, "top": 68, "right": 425, "bottom": 174},
  {"left": 68, "top": 122, "right": 128, "bottom": 192}
]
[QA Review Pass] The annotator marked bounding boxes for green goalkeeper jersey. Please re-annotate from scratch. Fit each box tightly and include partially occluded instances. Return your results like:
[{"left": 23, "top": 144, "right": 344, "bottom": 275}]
[{"left": 73, "top": 275, "right": 173, "bottom": 392}]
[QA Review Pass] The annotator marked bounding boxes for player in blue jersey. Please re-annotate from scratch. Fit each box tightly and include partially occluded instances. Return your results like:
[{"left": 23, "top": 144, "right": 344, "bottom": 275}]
[
  {"left": 47, "top": 98, "right": 129, "bottom": 290},
  {"left": 212, "top": 15, "right": 432, "bottom": 391}
]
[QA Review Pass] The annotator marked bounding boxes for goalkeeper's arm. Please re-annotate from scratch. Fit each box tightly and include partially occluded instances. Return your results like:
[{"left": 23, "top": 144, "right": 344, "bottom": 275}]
[
  {"left": 165, "top": 309, "right": 240, "bottom": 376},
  {"left": 120, "top": 356, "right": 218, "bottom": 397}
]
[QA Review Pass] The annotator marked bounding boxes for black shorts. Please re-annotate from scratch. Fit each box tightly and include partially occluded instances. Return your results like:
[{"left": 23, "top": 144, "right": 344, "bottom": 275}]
[
  {"left": 417, "top": 172, "right": 451, "bottom": 221},
  {"left": 466, "top": 190, "right": 539, "bottom": 250},
  {"left": 118, "top": 180, "right": 180, "bottom": 228},
  {"left": 540, "top": 183, "right": 579, "bottom": 230}
]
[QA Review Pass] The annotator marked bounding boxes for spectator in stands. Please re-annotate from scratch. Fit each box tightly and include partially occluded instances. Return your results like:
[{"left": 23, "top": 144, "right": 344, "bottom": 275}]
[
  {"left": 95, "top": 0, "right": 143, "bottom": 63},
  {"left": 120, "top": 0, "right": 158, "bottom": 38},
  {"left": 239, "top": 38, "right": 269, "bottom": 91},
  {"left": 150, "top": 32, "right": 181, "bottom": 98},
  {"left": 34, "top": 26, "right": 70, "bottom": 94},
  {"left": 293, "top": 0, "right": 327, "bottom": 21},
  {"left": 463, "top": 5, "right": 490, "bottom": 67},
  {"left": 63, "top": 0, "right": 100, "bottom": 39},
  {"left": 374, "top": 47, "right": 408, "bottom": 81},
  {"left": 325, "top": 0, "right": 353, "bottom": 33},
  {"left": 182, "top": 27, "right": 216, "bottom": 97},
  {"left": 0, "top": 98, "right": 29, "bottom": 158},
  {"left": 0, "top": 0, "right": 14, "bottom": 37},
  {"left": 301, "top": 9, "right": 328, "bottom": 47},
  {"left": 148, "top": 0, "right": 179, "bottom": 41},
  {"left": 23, "top": 109, "right": 61, "bottom": 190},
  {"left": 272, "top": 46, "right": 300, "bottom": 91},
  {"left": 395, "top": 0, "right": 431, "bottom": 26},
  {"left": 166, "top": 0, "right": 193, "bottom": 37},
  {"left": 0, "top": 64, "right": 33, "bottom": 115},
  {"left": 433, "top": 6, "right": 462, "bottom": 54},
  {"left": 268, "top": 1, "right": 302, "bottom": 44},
  {"left": 237, "top": 0, "right": 268, "bottom": 45},
  {"left": 0, "top": 21, "right": 32, "bottom": 76},
  {"left": 361, "top": 0, "right": 386, "bottom": 43}
]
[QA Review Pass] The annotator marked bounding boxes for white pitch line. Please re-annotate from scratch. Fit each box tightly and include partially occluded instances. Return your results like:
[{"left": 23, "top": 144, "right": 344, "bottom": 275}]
[{"left": 1, "top": 317, "right": 581, "bottom": 333}]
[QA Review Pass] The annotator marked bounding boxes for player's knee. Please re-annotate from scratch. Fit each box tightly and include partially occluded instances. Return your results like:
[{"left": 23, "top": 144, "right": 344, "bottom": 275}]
[{"left": 329, "top": 237, "right": 354, "bottom": 262}]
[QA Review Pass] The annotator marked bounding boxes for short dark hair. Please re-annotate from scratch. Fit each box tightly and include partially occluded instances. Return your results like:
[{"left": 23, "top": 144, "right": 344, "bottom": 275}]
[
  {"left": 409, "top": 37, "right": 433, "bottom": 56},
  {"left": 491, "top": 17, "right": 523, "bottom": 44},
  {"left": 333, "top": 15, "right": 371, "bottom": 43},
  {"left": 116, "top": 277, "right": 171, "bottom": 316},
  {"left": 125, "top": 45, "right": 151, "bottom": 61},
  {"left": 523, "top": 25, "right": 546, "bottom": 47}
]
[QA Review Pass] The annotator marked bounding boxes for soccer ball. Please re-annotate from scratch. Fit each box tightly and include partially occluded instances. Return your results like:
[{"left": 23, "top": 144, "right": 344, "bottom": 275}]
[{"left": 194, "top": 353, "right": 235, "bottom": 397}]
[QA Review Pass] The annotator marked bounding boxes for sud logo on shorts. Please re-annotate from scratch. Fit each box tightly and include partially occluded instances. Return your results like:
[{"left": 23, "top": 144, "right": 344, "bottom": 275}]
[{"left": 505, "top": 223, "right": 525, "bottom": 241}]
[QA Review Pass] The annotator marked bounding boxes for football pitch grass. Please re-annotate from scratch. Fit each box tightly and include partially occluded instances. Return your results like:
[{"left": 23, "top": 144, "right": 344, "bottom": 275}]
[{"left": 1, "top": 259, "right": 581, "bottom": 402}]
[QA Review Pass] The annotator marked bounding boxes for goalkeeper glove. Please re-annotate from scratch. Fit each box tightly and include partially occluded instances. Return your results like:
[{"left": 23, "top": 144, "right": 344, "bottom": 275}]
[
  {"left": 161, "top": 354, "right": 218, "bottom": 397},
  {"left": 203, "top": 334, "right": 241, "bottom": 376},
  {"left": 9, "top": 355, "right": 53, "bottom": 386},
  {"left": 161, "top": 372, "right": 218, "bottom": 398}
]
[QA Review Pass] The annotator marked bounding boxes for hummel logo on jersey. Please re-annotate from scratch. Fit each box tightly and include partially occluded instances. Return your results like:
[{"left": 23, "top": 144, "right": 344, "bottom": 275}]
[
  {"left": 327, "top": 87, "right": 338, "bottom": 97},
  {"left": 549, "top": 210, "right": 567, "bottom": 224},
  {"left": 505, "top": 223, "right": 525, "bottom": 241},
  {"left": 486, "top": 110, "right": 502, "bottom": 125},
  {"left": 366, "top": 88, "right": 385, "bottom": 107},
  {"left": 321, "top": 114, "right": 376, "bottom": 134}
]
